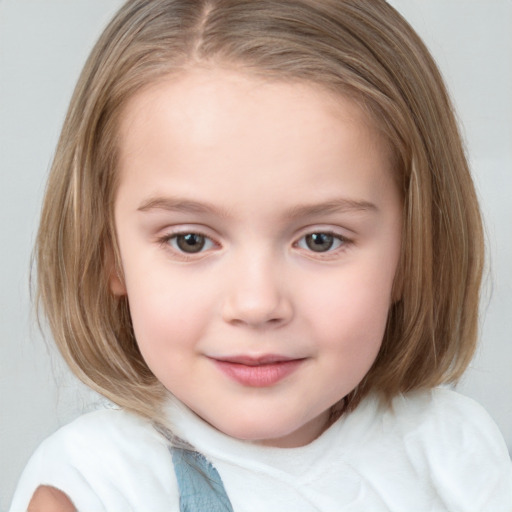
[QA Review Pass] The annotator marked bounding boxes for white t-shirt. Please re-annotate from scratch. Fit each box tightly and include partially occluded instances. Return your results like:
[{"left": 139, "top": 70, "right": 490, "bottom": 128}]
[{"left": 9, "top": 388, "right": 512, "bottom": 511}]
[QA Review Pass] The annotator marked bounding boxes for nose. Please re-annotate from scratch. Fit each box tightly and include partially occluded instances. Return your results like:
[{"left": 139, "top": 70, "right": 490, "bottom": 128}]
[{"left": 221, "top": 253, "right": 293, "bottom": 329}]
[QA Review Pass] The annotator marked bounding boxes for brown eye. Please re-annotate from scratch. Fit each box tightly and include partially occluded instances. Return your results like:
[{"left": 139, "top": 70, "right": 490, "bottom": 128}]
[
  {"left": 297, "top": 232, "right": 347, "bottom": 253},
  {"left": 304, "top": 233, "right": 335, "bottom": 252},
  {"left": 175, "top": 233, "right": 207, "bottom": 253}
]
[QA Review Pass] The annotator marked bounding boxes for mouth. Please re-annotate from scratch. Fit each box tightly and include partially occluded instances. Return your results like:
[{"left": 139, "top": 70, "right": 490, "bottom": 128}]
[{"left": 209, "top": 354, "right": 306, "bottom": 387}]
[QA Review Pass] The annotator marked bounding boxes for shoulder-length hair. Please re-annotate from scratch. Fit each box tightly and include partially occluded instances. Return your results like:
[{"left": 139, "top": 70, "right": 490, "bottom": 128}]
[{"left": 36, "top": 0, "right": 484, "bottom": 419}]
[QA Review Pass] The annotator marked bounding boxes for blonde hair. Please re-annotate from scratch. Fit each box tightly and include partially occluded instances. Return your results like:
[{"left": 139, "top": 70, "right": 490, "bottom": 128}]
[{"left": 37, "top": 0, "right": 484, "bottom": 419}]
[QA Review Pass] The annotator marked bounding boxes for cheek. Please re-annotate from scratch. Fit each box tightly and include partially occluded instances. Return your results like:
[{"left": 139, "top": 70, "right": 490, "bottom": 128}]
[
  {"left": 124, "top": 267, "right": 221, "bottom": 367},
  {"left": 310, "top": 283, "right": 390, "bottom": 393},
  {"left": 301, "top": 263, "right": 395, "bottom": 359}
]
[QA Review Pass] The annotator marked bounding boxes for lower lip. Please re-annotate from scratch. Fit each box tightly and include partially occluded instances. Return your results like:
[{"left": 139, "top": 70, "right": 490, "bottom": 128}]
[{"left": 212, "top": 359, "right": 304, "bottom": 387}]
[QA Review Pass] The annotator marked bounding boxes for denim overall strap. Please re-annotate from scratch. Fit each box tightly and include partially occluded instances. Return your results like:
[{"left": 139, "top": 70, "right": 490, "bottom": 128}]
[{"left": 171, "top": 447, "right": 234, "bottom": 512}]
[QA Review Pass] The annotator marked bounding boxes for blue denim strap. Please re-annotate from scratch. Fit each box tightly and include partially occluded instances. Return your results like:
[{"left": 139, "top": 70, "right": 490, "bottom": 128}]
[{"left": 171, "top": 447, "right": 234, "bottom": 512}]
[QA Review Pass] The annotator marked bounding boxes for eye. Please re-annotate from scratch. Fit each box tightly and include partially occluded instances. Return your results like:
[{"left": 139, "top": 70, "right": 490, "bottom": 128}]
[
  {"left": 297, "top": 232, "right": 346, "bottom": 253},
  {"left": 168, "top": 233, "right": 215, "bottom": 254}
]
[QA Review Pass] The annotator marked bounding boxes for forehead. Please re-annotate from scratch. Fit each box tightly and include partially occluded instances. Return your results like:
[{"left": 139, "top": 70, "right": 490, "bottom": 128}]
[
  {"left": 115, "top": 68, "right": 396, "bottom": 214},
  {"left": 117, "top": 68, "right": 389, "bottom": 158}
]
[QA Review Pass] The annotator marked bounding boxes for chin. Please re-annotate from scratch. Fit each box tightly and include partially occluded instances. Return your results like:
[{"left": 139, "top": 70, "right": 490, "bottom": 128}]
[
  {"left": 222, "top": 420, "right": 286, "bottom": 442},
  {"left": 214, "top": 414, "right": 322, "bottom": 448}
]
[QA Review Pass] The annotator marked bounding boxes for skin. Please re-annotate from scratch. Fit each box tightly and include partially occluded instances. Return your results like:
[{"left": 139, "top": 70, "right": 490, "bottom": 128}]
[
  {"left": 111, "top": 68, "right": 402, "bottom": 449},
  {"left": 28, "top": 68, "right": 402, "bottom": 511},
  {"left": 28, "top": 486, "right": 75, "bottom": 512}
]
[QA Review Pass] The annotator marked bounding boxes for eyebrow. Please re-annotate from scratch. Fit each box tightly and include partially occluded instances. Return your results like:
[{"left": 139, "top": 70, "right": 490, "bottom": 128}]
[
  {"left": 138, "top": 197, "right": 232, "bottom": 217},
  {"left": 137, "top": 196, "right": 378, "bottom": 218},
  {"left": 284, "top": 198, "right": 378, "bottom": 219}
]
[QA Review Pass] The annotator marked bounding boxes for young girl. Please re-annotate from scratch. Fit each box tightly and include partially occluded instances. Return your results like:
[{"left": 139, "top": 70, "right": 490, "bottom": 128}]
[{"left": 10, "top": 0, "right": 512, "bottom": 510}]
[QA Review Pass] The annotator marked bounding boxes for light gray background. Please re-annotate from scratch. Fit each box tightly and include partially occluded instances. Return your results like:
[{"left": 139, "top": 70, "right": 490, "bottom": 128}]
[{"left": 1, "top": 1, "right": 511, "bottom": 510}]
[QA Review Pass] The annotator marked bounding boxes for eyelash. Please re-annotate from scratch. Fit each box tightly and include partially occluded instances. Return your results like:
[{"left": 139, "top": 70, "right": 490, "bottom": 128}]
[
  {"left": 157, "top": 229, "right": 352, "bottom": 260},
  {"left": 294, "top": 231, "right": 351, "bottom": 257},
  {"left": 157, "top": 231, "right": 219, "bottom": 260}
]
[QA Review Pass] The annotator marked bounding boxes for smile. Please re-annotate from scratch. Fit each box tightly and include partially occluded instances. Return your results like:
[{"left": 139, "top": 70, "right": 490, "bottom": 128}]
[{"left": 209, "top": 355, "right": 305, "bottom": 387}]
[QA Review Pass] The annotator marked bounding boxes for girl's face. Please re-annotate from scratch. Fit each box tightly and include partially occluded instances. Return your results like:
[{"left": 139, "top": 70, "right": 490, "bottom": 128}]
[{"left": 113, "top": 69, "right": 402, "bottom": 448}]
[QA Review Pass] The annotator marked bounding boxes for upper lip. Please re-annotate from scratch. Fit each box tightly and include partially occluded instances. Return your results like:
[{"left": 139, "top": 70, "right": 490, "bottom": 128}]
[{"left": 210, "top": 355, "right": 303, "bottom": 366}]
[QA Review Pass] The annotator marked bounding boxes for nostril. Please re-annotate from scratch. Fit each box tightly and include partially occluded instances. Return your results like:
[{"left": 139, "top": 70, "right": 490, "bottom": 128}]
[
  {"left": 220, "top": 269, "right": 294, "bottom": 327},
  {"left": 227, "top": 316, "right": 285, "bottom": 329},
  {"left": 222, "top": 299, "right": 293, "bottom": 328}
]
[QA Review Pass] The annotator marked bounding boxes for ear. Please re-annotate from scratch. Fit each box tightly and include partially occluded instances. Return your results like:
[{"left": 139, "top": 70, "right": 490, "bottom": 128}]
[
  {"left": 391, "top": 265, "right": 404, "bottom": 303},
  {"left": 110, "top": 267, "right": 127, "bottom": 296},
  {"left": 106, "top": 247, "right": 127, "bottom": 296}
]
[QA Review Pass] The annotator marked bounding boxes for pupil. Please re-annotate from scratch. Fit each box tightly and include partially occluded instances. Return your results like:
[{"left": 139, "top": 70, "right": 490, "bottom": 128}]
[
  {"left": 306, "top": 233, "right": 334, "bottom": 252},
  {"left": 177, "top": 234, "right": 205, "bottom": 253}
]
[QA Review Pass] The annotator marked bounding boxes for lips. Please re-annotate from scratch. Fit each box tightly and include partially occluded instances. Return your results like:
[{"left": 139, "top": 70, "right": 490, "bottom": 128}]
[{"left": 210, "top": 355, "right": 305, "bottom": 387}]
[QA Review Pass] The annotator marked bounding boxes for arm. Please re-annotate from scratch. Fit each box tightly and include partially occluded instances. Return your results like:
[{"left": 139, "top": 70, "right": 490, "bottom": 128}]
[{"left": 28, "top": 486, "right": 76, "bottom": 512}]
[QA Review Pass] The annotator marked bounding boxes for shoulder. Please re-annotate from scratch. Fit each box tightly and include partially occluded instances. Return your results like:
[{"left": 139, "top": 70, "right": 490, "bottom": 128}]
[
  {"left": 388, "top": 388, "right": 508, "bottom": 451},
  {"left": 347, "top": 387, "right": 510, "bottom": 461},
  {"left": 9, "top": 408, "right": 178, "bottom": 512},
  {"left": 45, "top": 406, "right": 166, "bottom": 453},
  {"left": 30, "top": 407, "right": 171, "bottom": 476},
  {"left": 386, "top": 388, "right": 512, "bottom": 510}
]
